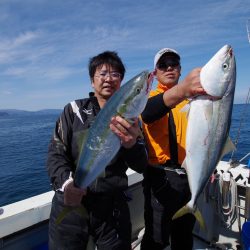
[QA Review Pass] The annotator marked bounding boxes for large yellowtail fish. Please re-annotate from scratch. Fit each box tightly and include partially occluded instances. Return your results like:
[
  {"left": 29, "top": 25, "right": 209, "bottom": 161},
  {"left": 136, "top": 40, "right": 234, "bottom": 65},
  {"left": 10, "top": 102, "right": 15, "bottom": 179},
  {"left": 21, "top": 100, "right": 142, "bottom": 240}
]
[
  {"left": 173, "top": 45, "right": 236, "bottom": 229},
  {"left": 74, "top": 71, "right": 152, "bottom": 188}
]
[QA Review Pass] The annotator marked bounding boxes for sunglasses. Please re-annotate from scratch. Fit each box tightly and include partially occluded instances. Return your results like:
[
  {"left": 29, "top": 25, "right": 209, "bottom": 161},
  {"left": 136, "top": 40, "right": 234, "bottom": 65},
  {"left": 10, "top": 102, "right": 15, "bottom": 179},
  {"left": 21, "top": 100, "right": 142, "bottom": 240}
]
[{"left": 157, "top": 59, "right": 180, "bottom": 70}]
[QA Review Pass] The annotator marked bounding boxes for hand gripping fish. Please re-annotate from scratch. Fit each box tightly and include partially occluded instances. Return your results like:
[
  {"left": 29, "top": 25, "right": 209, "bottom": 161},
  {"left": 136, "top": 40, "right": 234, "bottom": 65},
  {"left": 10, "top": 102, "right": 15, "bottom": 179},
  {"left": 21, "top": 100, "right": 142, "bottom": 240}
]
[
  {"left": 74, "top": 71, "right": 152, "bottom": 189},
  {"left": 172, "top": 45, "right": 236, "bottom": 229}
]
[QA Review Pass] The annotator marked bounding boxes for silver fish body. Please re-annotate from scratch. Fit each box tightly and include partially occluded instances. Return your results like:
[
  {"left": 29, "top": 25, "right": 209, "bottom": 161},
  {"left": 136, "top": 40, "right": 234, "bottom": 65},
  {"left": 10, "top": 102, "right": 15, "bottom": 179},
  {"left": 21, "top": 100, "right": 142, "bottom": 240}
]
[
  {"left": 173, "top": 45, "right": 236, "bottom": 228},
  {"left": 74, "top": 71, "right": 151, "bottom": 188}
]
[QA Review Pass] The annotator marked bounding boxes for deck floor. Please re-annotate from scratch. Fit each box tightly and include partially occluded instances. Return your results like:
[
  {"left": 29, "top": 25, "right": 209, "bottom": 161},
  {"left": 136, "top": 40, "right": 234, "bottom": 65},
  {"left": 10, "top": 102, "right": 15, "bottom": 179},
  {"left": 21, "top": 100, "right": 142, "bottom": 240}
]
[
  {"left": 131, "top": 228, "right": 242, "bottom": 250},
  {"left": 133, "top": 237, "right": 237, "bottom": 250}
]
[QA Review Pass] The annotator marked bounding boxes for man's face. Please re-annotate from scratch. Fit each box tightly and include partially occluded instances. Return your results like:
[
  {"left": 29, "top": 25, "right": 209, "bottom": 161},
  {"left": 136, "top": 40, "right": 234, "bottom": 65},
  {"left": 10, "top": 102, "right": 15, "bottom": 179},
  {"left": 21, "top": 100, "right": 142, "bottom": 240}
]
[
  {"left": 155, "top": 55, "right": 181, "bottom": 88},
  {"left": 91, "top": 64, "right": 122, "bottom": 100}
]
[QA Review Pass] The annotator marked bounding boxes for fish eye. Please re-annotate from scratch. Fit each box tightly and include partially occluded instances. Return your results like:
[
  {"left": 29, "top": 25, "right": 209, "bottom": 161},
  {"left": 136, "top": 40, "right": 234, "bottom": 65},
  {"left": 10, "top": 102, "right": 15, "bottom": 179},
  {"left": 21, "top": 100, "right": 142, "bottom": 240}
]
[
  {"left": 136, "top": 88, "right": 141, "bottom": 93},
  {"left": 223, "top": 63, "right": 229, "bottom": 70}
]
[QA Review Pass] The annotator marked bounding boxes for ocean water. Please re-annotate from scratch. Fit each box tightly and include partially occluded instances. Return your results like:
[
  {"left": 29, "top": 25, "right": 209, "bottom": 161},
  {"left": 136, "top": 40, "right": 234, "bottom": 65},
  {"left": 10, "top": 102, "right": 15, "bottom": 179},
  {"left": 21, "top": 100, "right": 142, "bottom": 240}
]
[
  {"left": 0, "top": 113, "right": 59, "bottom": 206},
  {"left": 0, "top": 104, "right": 249, "bottom": 207}
]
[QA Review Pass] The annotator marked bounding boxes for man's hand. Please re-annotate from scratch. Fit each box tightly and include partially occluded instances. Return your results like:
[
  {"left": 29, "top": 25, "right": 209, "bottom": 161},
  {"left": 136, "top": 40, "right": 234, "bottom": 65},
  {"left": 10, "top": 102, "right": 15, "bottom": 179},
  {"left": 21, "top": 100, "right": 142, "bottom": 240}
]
[
  {"left": 163, "top": 68, "right": 206, "bottom": 108},
  {"left": 109, "top": 116, "right": 141, "bottom": 149},
  {"left": 179, "top": 68, "right": 206, "bottom": 97},
  {"left": 64, "top": 180, "right": 87, "bottom": 206}
]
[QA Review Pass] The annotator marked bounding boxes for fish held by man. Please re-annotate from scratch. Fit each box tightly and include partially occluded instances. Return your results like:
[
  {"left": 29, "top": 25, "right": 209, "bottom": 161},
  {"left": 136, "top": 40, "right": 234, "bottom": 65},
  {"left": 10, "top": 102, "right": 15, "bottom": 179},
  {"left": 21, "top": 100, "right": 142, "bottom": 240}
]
[
  {"left": 74, "top": 71, "right": 152, "bottom": 189},
  {"left": 172, "top": 45, "right": 236, "bottom": 229}
]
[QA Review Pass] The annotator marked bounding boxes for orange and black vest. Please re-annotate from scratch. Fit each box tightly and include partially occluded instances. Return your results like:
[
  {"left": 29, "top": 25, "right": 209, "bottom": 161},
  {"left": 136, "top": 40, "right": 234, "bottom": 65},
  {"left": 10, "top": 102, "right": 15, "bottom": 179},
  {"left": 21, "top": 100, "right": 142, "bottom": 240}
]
[{"left": 142, "top": 82, "right": 189, "bottom": 166}]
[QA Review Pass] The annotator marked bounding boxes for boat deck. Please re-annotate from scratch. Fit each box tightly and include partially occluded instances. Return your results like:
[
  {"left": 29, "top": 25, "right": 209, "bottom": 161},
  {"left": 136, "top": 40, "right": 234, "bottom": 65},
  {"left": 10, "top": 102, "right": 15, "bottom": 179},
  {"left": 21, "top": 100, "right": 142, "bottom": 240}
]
[{"left": 1, "top": 163, "right": 249, "bottom": 250}]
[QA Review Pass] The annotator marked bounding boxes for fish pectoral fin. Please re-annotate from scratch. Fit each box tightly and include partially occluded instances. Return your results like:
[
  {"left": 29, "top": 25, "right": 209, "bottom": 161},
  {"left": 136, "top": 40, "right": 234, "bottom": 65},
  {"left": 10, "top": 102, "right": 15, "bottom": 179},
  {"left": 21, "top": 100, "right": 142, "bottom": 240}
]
[{"left": 220, "top": 136, "right": 236, "bottom": 158}]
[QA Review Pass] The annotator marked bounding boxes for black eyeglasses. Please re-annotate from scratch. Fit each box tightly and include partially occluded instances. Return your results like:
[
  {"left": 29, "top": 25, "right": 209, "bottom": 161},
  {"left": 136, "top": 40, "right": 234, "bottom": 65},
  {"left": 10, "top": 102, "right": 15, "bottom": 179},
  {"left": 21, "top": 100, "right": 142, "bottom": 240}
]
[
  {"left": 94, "top": 71, "right": 121, "bottom": 80},
  {"left": 157, "top": 59, "right": 180, "bottom": 70}
]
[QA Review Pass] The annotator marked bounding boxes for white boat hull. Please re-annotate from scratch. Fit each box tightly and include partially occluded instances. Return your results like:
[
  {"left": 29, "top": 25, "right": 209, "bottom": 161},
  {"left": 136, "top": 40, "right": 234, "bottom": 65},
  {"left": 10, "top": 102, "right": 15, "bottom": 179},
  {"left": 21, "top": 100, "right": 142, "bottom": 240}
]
[{"left": 1, "top": 161, "right": 250, "bottom": 250}]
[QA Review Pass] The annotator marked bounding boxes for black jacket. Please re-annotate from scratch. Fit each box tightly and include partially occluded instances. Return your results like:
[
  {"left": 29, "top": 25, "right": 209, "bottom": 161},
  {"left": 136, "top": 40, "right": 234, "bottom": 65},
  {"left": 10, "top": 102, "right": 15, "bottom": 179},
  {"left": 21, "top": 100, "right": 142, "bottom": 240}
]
[{"left": 46, "top": 93, "right": 148, "bottom": 195}]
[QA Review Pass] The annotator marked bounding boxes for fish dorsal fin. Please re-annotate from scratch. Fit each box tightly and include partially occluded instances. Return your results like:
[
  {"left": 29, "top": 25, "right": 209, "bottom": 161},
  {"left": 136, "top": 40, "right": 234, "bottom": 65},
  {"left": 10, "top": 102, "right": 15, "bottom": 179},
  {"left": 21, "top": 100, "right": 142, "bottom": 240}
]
[{"left": 220, "top": 136, "right": 236, "bottom": 159}]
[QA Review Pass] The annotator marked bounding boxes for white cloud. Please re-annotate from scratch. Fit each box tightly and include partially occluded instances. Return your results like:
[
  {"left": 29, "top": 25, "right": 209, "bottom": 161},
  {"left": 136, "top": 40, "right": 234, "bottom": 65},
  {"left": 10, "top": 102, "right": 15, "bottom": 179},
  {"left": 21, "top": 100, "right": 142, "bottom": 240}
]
[
  {"left": 0, "top": 31, "right": 42, "bottom": 64},
  {"left": 12, "top": 31, "right": 38, "bottom": 47},
  {"left": 0, "top": 0, "right": 249, "bottom": 109},
  {"left": 0, "top": 31, "right": 39, "bottom": 50}
]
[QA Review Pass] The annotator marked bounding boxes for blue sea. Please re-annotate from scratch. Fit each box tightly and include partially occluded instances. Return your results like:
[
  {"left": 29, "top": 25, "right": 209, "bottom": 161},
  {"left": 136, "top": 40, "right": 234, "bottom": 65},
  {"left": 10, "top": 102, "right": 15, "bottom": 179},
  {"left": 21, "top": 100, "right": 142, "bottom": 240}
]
[{"left": 0, "top": 104, "right": 249, "bottom": 207}]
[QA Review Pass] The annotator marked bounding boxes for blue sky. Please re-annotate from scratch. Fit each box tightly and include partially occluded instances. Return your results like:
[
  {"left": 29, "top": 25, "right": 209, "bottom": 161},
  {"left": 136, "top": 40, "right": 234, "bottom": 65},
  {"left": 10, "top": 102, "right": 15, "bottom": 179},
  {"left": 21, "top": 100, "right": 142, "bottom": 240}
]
[{"left": 0, "top": 0, "right": 249, "bottom": 111}]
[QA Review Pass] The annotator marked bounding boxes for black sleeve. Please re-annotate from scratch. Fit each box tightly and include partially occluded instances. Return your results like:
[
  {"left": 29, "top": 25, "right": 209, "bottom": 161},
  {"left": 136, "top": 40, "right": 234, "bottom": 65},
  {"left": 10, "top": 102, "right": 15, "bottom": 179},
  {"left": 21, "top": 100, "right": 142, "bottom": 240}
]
[
  {"left": 46, "top": 104, "right": 75, "bottom": 191},
  {"left": 141, "top": 93, "right": 171, "bottom": 124},
  {"left": 120, "top": 138, "right": 148, "bottom": 174}
]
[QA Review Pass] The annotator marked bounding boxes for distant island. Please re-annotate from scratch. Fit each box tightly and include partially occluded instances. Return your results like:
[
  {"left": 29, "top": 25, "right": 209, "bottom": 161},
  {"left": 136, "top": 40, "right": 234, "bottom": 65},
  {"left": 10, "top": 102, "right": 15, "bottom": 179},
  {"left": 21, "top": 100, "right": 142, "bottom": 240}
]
[
  {"left": 0, "top": 109, "right": 62, "bottom": 116},
  {"left": 0, "top": 104, "right": 245, "bottom": 116}
]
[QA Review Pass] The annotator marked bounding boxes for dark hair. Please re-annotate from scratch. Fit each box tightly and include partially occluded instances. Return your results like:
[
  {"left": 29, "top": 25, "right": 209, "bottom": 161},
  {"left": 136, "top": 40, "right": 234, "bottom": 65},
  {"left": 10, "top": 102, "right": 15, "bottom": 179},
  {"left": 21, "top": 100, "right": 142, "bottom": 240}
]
[{"left": 88, "top": 51, "right": 126, "bottom": 80}]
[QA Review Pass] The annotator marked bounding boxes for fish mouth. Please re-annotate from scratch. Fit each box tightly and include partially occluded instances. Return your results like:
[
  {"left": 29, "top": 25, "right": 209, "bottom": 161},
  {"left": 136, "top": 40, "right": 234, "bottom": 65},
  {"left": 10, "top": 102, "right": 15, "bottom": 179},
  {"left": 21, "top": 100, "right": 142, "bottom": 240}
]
[
  {"left": 228, "top": 47, "right": 233, "bottom": 57},
  {"left": 147, "top": 73, "right": 154, "bottom": 93},
  {"left": 200, "top": 44, "right": 235, "bottom": 98},
  {"left": 206, "top": 95, "right": 222, "bottom": 101}
]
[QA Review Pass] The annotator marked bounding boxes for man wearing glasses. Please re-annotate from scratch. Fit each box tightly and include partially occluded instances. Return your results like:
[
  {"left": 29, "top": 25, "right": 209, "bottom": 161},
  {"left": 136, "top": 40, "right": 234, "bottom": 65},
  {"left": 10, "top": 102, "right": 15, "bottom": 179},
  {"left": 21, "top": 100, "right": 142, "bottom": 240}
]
[
  {"left": 47, "top": 51, "right": 148, "bottom": 250},
  {"left": 140, "top": 48, "right": 205, "bottom": 250}
]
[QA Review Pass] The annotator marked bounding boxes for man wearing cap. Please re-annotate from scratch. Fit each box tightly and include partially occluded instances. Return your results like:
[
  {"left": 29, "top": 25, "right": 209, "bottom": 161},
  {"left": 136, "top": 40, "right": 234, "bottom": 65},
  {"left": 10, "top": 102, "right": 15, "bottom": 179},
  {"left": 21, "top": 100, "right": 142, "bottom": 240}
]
[{"left": 140, "top": 48, "right": 205, "bottom": 250}]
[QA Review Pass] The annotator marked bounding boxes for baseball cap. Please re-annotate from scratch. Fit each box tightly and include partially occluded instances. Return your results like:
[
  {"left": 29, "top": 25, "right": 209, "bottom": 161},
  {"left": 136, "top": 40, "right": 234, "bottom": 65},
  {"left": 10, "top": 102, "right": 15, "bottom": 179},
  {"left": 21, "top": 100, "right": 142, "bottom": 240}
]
[{"left": 154, "top": 48, "right": 180, "bottom": 69}]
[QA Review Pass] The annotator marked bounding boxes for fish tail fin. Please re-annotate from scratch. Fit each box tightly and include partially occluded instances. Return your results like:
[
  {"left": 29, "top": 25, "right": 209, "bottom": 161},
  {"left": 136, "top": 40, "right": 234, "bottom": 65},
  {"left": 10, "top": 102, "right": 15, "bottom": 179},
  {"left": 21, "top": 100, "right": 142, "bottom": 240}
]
[
  {"left": 194, "top": 208, "right": 206, "bottom": 231},
  {"left": 172, "top": 205, "right": 192, "bottom": 220},
  {"left": 56, "top": 206, "right": 88, "bottom": 225},
  {"left": 172, "top": 205, "right": 206, "bottom": 231},
  {"left": 56, "top": 207, "right": 73, "bottom": 225}
]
